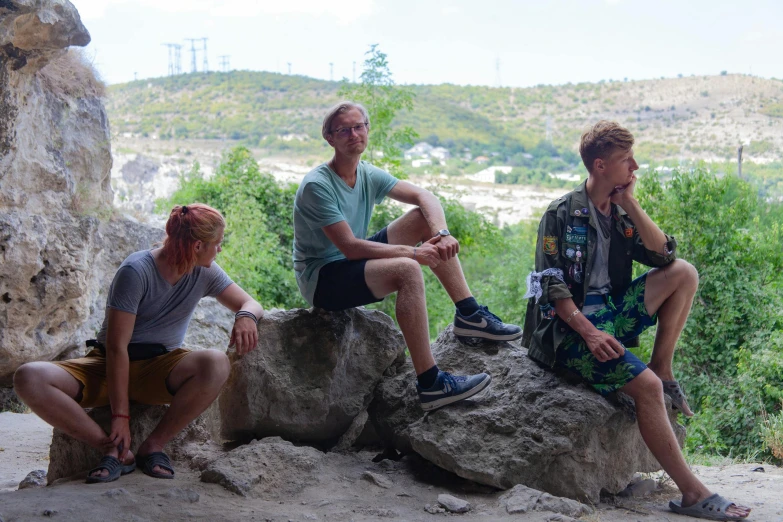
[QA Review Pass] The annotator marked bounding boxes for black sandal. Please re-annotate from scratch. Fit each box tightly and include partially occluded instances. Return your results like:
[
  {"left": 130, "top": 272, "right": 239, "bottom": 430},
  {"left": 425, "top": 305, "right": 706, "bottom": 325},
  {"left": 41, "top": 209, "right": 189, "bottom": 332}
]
[
  {"left": 135, "top": 451, "right": 175, "bottom": 479},
  {"left": 86, "top": 455, "right": 136, "bottom": 484}
]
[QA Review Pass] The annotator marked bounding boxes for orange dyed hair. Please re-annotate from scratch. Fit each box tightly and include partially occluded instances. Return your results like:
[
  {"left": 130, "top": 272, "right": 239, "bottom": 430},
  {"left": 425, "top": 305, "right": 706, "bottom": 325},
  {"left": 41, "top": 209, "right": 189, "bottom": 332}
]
[{"left": 162, "top": 203, "right": 225, "bottom": 273}]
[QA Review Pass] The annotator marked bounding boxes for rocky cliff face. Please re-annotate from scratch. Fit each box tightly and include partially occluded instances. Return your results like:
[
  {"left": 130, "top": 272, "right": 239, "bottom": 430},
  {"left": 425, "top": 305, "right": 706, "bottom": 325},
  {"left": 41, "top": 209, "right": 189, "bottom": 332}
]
[{"left": 0, "top": 1, "right": 174, "bottom": 385}]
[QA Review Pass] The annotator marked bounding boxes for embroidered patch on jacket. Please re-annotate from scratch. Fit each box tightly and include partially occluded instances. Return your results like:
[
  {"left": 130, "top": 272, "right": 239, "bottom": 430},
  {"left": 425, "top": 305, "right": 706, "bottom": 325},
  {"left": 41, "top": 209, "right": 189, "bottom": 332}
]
[
  {"left": 565, "top": 233, "right": 587, "bottom": 244},
  {"left": 624, "top": 227, "right": 633, "bottom": 238},
  {"left": 543, "top": 236, "right": 558, "bottom": 255}
]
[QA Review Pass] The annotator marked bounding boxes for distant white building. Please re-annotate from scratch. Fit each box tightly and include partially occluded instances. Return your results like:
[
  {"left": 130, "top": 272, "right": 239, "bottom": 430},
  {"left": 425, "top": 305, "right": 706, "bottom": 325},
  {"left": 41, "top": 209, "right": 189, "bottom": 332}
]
[
  {"left": 466, "top": 166, "right": 512, "bottom": 183},
  {"left": 404, "top": 142, "right": 434, "bottom": 160},
  {"left": 430, "top": 147, "right": 451, "bottom": 161},
  {"left": 412, "top": 158, "right": 433, "bottom": 168},
  {"left": 548, "top": 172, "right": 581, "bottom": 182}
]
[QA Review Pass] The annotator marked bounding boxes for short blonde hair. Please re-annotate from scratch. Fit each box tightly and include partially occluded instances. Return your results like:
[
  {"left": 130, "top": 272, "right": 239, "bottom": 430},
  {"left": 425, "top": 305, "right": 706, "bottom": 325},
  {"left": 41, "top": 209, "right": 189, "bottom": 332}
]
[
  {"left": 321, "top": 101, "right": 370, "bottom": 141},
  {"left": 579, "top": 120, "right": 635, "bottom": 174}
]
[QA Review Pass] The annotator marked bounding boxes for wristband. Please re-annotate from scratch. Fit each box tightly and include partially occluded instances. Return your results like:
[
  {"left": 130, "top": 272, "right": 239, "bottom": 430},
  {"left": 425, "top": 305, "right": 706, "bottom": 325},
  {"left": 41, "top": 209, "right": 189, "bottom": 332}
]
[
  {"left": 235, "top": 311, "right": 258, "bottom": 324},
  {"left": 565, "top": 309, "right": 581, "bottom": 324},
  {"left": 413, "top": 247, "right": 417, "bottom": 260},
  {"left": 112, "top": 414, "right": 130, "bottom": 420}
]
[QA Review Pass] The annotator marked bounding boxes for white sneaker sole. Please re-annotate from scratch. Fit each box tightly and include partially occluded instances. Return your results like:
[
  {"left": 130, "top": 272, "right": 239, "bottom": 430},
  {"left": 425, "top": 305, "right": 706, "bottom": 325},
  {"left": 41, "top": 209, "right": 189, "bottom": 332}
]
[
  {"left": 420, "top": 374, "right": 492, "bottom": 412},
  {"left": 453, "top": 327, "right": 523, "bottom": 341}
]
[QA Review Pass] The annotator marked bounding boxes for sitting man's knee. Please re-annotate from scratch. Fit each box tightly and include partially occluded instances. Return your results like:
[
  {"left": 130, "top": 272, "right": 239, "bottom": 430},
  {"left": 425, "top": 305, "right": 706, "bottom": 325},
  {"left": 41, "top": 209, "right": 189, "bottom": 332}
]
[
  {"left": 624, "top": 369, "right": 663, "bottom": 400},
  {"left": 672, "top": 259, "right": 699, "bottom": 290}
]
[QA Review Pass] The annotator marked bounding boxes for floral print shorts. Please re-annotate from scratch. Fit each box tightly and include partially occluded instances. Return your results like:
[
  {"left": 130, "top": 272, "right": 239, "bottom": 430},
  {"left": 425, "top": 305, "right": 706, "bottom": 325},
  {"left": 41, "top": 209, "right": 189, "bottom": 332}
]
[{"left": 556, "top": 273, "right": 657, "bottom": 395}]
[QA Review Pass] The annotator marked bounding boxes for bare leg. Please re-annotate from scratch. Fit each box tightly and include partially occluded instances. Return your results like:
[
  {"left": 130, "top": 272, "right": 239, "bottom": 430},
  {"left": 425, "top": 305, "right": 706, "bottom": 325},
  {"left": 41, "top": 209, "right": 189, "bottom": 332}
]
[
  {"left": 622, "top": 370, "right": 750, "bottom": 517},
  {"left": 386, "top": 208, "right": 472, "bottom": 303},
  {"left": 641, "top": 259, "right": 699, "bottom": 415},
  {"left": 135, "top": 349, "right": 230, "bottom": 475},
  {"left": 13, "top": 362, "right": 133, "bottom": 478},
  {"left": 365, "top": 257, "right": 436, "bottom": 374}
]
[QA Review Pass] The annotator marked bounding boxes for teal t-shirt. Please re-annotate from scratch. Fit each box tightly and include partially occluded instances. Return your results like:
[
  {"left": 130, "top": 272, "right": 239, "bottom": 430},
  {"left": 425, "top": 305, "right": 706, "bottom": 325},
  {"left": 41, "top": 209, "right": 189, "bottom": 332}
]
[{"left": 292, "top": 161, "right": 399, "bottom": 305}]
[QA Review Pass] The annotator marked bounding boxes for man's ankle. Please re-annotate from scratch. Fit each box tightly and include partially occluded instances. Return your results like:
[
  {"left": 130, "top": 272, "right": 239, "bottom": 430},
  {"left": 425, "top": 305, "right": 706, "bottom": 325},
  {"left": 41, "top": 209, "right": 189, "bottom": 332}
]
[{"left": 455, "top": 297, "right": 479, "bottom": 316}]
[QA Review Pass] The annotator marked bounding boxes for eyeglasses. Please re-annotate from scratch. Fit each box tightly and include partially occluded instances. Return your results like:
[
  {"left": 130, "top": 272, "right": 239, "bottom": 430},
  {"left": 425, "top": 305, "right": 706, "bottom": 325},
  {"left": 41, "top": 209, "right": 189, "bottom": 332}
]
[{"left": 330, "top": 122, "right": 369, "bottom": 138}]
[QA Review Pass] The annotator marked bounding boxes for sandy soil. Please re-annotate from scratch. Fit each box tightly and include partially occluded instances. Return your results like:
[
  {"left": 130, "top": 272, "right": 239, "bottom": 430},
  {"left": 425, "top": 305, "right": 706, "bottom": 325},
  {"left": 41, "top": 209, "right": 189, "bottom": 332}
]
[{"left": 0, "top": 412, "right": 781, "bottom": 521}]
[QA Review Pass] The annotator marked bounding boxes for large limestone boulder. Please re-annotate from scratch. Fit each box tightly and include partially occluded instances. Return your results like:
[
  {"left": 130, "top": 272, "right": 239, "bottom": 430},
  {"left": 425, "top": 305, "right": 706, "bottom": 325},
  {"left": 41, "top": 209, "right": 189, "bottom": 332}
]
[
  {"left": 47, "top": 403, "right": 212, "bottom": 483},
  {"left": 369, "top": 325, "right": 685, "bottom": 503},
  {"left": 219, "top": 308, "right": 406, "bottom": 444},
  {"left": 0, "top": 0, "right": 90, "bottom": 72}
]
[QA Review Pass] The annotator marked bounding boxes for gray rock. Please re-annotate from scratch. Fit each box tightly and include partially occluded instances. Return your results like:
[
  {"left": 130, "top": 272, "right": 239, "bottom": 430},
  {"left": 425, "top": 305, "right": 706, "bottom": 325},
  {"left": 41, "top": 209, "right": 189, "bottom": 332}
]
[
  {"left": 501, "top": 484, "right": 593, "bottom": 517},
  {"left": 424, "top": 504, "right": 445, "bottom": 514},
  {"left": 47, "top": 403, "right": 210, "bottom": 483},
  {"left": 0, "top": 0, "right": 90, "bottom": 73},
  {"left": 120, "top": 155, "right": 159, "bottom": 184},
  {"left": 618, "top": 477, "right": 658, "bottom": 497},
  {"left": 437, "top": 494, "right": 471, "bottom": 513},
  {"left": 159, "top": 487, "right": 200, "bottom": 503},
  {"left": 17, "top": 469, "right": 46, "bottom": 489},
  {"left": 201, "top": 437, "right": 323, "bottom": 498},
  {"left": 370, "top": 325, "right": 685, "bottom": 502},
  {"left": 334, "top": 410, "right": 369, "bottom": 451},
  {"left": 219, "top": 308, "right": 405, "bottom": 444},
  {"left": 361, "top": 471, "right": 392, "bottom": 489}
]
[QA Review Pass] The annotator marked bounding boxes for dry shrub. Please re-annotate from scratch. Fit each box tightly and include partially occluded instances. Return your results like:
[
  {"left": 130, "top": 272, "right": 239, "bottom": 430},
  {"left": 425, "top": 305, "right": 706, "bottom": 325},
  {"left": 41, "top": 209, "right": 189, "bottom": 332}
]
[{"left": 36, "top": 48, "right": 106, "bottom": 100}]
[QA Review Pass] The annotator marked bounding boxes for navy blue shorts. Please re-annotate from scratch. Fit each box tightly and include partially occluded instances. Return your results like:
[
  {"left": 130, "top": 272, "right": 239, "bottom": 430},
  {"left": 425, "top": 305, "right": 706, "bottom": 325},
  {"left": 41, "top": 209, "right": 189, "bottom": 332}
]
[
  {"left": 312, "top": 227, "right": 389, "bottom": 311},
  {"left": 555, "top": 273, "right": 658, "bottom": 395}
]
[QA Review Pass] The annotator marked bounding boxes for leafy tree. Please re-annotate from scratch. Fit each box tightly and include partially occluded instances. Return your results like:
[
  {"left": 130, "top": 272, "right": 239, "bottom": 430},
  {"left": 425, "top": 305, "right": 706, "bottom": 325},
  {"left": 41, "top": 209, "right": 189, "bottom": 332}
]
[
  {"left": 338, "top": 44, "right": 417, "bottom": 177},
  {"left": 634, "top": 166, "right": 783, "bottom": 458},
  {"left": 157, "top": 146, "right": 305, "bottom": 309}
]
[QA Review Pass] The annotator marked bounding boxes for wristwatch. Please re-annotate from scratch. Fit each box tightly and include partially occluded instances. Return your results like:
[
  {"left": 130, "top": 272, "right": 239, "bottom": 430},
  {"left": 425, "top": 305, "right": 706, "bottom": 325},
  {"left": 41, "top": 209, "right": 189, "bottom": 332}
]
[{"left": 437, "top": 229, "right": 451, "bottom": 237}]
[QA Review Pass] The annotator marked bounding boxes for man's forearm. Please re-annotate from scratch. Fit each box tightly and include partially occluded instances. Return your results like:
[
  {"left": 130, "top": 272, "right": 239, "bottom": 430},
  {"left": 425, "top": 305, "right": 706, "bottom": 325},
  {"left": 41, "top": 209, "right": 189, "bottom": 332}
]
[
  {"left": 105, "top": 345, "right": 130, "bottom": 416},
  {"left": 343, "top": 240, "right": 413, "bottom": 261},
  {"left": 239, "top": 299, "right": 264, "bottom": 318},
  {"left": 554, "top": 298, "right": 598, "bottom": 338},
  {"left": 416, "top": 192, "right": 448, "bottom": 236},
  {"left": 620, "top": 198, "right": 668, "bottom": 253}
]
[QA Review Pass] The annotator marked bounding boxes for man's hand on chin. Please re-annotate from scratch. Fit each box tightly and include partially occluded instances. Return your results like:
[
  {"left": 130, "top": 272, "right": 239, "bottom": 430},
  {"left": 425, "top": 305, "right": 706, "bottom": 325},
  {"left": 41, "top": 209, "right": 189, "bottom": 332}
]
[{"left": 610, "top": 174, "right": 637, "bottom": 205}]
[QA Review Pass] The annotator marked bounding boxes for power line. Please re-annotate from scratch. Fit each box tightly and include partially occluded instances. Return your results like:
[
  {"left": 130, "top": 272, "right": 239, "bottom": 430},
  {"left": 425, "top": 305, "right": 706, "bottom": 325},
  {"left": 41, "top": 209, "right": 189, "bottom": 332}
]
[
  {"left": 201, "top": 37, "right": 208, "bottom": 72},
  {"left": 352, "top": 61, "right": 356, "bottom": 83},
  {"left": 184, "top": 38, "right": 199, "bottom": 73},
  {"left": 495, "top": 55, "right": 501, "bottom": 88},
  {"left": 161, "top": 43, "right": 182, "bottom": 76},
  {"left": 329, "top": 62, "right": 333, "bottom": 81},
  {"left": 287, "top": 62, "right": 292, "bottom": 75},
  {"left": 219, "top": 55, "right": 230, "bottom": 73}
]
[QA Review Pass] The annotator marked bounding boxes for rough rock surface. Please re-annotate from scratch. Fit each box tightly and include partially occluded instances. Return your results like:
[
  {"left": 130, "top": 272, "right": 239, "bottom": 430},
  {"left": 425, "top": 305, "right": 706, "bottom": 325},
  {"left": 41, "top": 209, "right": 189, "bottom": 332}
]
[
  {"left": 500, "top": 484, "right": 593, "bottom": 517},
  {"left": 17, "top": 469, "right": 46, "bottom": 489},
  {"left": 200, "top": 437, "right": 324, "bottom": 498},
  {"left": 0, "top": 0, "right": 90, "bottom": 73},
  {"left": 47, "top": 403, "right": 211, "bottom": 483},
  {"left": 219, "top": 307, "right": 406, "bottom": 444},
  {"left": 370, "top": 325, "right": 685, "bottom": 502}
]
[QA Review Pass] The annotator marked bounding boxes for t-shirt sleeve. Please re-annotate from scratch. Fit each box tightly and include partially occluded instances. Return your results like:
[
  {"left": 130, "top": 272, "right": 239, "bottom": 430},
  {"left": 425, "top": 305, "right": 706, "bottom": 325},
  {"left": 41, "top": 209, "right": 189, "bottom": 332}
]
[
  {"left": 366, "top": 163, "right": 399, "bottom": 204},
  {"left": 204, "top": 262, "right": 234, "bottom": 297},
  {"left": 296, "top": 182, "right": 345, "bottom": 230},
  {"left": 106, "top": 265, "right": 145, "bottom": 315}
]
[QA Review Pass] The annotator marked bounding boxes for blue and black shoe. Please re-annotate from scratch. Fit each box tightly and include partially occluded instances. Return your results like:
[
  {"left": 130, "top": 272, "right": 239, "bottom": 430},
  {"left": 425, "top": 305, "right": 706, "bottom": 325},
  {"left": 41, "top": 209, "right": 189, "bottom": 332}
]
[
  {"left": 453, "top": 305, "right": 523, "bottom": 342},
  {"left": 417, "top": 370, "right": 492, "bottom": 412}
]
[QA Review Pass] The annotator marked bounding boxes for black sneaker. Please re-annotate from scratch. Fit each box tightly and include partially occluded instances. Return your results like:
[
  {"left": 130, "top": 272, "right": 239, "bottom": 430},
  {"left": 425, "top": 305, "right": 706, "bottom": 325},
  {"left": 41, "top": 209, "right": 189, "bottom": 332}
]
[
  {"left": 453, "top": 305, "right": 523, "bottom": 341},
  {"left": 417, "top": 370, "right": 492, "bottom": 412}
]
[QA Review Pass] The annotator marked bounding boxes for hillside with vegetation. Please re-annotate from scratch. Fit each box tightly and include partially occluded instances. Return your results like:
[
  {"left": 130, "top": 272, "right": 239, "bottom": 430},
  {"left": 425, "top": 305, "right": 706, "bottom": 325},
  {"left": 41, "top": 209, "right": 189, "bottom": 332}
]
[{"left": 107, "top": 70, "right": 783, "bottom": 194}]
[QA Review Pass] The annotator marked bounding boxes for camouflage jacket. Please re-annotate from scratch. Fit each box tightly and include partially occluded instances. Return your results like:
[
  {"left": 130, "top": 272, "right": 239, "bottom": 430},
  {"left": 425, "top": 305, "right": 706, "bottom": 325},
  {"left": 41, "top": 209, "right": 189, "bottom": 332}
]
[{"left": 522, "top": 180, "right": 677, "bottom": 367}]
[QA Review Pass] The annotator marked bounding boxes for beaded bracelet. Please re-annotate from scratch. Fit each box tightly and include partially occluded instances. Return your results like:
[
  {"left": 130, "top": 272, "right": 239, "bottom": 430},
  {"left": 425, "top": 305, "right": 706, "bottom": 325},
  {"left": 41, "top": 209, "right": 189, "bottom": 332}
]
[
  {"left": 235, "top": 310, "right": 258, "bottom": 324},
  {"left": 565, "top": 309, "right": 581, "bottom": 324}
]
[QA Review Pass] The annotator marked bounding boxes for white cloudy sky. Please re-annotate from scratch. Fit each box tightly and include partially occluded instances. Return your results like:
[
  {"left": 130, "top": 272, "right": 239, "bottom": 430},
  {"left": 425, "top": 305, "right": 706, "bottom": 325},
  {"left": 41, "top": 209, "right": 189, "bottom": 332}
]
[{"left": 71, "top": 0, "right": 782, "bottom": 87}]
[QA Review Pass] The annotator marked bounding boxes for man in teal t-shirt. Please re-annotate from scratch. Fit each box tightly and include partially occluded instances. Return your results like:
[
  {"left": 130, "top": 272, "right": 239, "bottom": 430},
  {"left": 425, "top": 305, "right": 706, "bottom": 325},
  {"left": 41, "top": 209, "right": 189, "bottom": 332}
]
[{"left": 292, "top": 101, "right": 522, "bottom": 412}]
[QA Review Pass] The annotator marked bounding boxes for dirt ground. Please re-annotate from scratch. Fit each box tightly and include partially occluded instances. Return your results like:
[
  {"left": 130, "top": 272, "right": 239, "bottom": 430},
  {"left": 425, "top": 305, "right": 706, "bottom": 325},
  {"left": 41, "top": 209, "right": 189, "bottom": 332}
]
[{"left": 0, "top": 412, "right": 781, "bottom": 522}]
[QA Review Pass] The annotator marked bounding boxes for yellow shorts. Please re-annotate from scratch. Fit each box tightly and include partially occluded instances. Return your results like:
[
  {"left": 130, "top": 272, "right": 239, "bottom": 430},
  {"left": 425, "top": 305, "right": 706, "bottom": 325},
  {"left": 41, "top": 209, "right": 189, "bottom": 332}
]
[{"left": 53, "top": 348, "right": 192, "bottom": 409}]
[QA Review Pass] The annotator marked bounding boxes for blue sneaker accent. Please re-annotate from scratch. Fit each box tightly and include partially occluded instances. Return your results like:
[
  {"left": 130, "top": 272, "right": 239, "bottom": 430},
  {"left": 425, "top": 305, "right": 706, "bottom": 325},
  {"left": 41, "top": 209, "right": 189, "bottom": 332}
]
[
  {"left": 417, "top": 370, "right": 492, "bottom": 412},
  {"left": 453, "top": 305, "right": 523, "bottom": 341}
]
